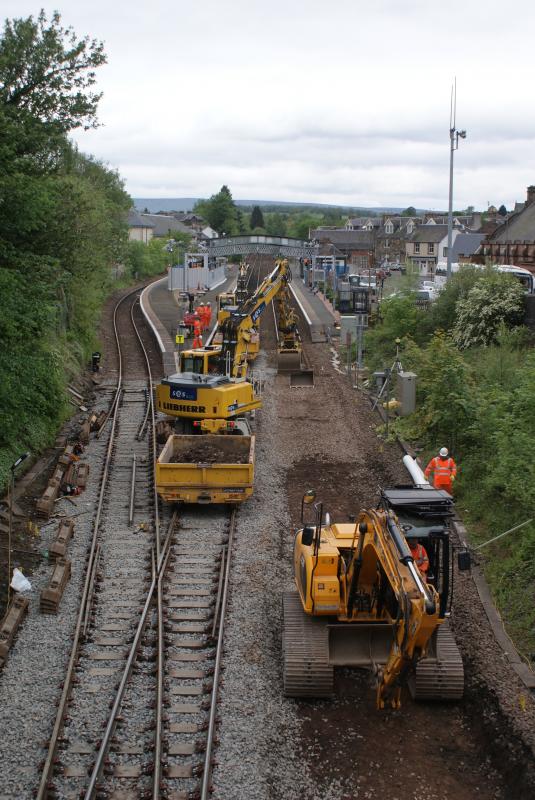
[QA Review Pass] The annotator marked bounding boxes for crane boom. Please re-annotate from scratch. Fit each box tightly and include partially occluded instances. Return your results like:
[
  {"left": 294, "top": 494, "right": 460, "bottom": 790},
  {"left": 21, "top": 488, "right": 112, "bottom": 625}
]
[{"left": 216, "top": 259, "right": 291, "bottom": 378}]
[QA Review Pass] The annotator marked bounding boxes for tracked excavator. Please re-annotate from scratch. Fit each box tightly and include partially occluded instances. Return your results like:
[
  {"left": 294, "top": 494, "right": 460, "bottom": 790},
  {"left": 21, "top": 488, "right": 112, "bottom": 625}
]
[
  {"left": 156, "top": 259, "right": 310, "bottom": 431},
  {"left": 283, "top": 485, "right": 468, "bottom": 709}
]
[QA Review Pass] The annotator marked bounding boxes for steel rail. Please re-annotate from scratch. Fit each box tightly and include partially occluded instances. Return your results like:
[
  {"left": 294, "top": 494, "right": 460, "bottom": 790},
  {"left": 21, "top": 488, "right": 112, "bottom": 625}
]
[
  {"left": 200, "top": 508, "right": 238, "bottom": 800},
  {"left": 36, "top": 289, "right": 136, "bottom": 799},
  {"left": 129, "top": 453, "right": 137, "bottom": 525},
  {"left": 84, "top": 538, "right": 173, "bottom": 799},
  {"left": 82, "top": 295, "right": 166, "bottom": 798}
]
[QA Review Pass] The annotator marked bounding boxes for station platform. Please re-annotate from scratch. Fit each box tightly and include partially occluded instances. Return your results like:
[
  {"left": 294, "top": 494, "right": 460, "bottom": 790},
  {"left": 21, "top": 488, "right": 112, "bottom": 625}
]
[
  {"left": 141, "top": 265, "right": 338, "bottom": 374},
  {"left": 289, "top": 278, "right": 338, "bottom": 343},
  {"left": 141, "top": 267, "right": 237, "bottom": 376}
]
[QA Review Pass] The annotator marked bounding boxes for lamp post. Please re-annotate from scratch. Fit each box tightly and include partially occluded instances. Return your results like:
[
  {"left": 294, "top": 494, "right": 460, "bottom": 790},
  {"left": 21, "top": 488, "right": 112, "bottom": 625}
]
[
  {"left": 7, "top": 452, "right": 29, "bottom": 606},
  {"left": 446, "top": 84, "right": 467, "bottom": 280}
]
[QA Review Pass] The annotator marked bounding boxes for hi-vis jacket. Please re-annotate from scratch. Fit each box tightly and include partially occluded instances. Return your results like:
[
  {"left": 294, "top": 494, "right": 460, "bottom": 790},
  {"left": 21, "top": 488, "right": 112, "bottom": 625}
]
[
  {"left": 410, "top": 542, "right": 429, "bottom": 574},
  {"left": 424, "top": 456, "right": 457, "bottom": 491}
]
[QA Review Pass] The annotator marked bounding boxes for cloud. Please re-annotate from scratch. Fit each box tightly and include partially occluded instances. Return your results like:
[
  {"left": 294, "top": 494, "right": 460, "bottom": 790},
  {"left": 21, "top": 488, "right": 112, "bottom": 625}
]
[{"left": 4, "top": 0, "right": 535, "bottom": 208}]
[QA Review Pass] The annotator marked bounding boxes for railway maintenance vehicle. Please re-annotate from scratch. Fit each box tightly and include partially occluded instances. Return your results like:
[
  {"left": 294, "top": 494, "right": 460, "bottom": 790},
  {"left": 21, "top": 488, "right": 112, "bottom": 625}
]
[{"left": 283, "top": 471, "right": 468, "bottom": 708}]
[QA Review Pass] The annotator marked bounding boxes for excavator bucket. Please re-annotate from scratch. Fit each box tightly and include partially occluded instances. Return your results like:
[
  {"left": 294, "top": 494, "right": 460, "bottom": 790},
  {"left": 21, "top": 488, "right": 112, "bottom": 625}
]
[
  {"left": 276, "top": 350, "right": 302, "bottom": 373},
  {"left": 277, "top": 349, "right": 315, "bottom": 386},
  {"left": 328, "top": 623, "right": 394, "bottom": 666}
]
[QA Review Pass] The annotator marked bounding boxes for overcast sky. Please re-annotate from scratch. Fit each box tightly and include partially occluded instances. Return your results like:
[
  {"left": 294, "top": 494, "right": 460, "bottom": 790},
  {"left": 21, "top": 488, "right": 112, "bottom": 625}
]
[{"left": 4, "top": 0, "right": 535, "bottom": 209}]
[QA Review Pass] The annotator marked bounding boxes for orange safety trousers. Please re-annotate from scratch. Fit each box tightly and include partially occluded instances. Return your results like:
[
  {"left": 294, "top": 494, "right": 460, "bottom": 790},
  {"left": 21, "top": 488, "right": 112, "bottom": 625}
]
[{"left": 425, "top": 456, "right": 457, "bottom": 491}]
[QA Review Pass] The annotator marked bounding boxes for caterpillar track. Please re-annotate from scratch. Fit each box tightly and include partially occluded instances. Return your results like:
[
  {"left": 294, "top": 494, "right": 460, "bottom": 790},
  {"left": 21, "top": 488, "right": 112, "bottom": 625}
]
[
  {"left": 283, "top": 592, "right": 464, "bottom": 703},
  {"left": 408, "top": 621, "right": 464, "bottom": 701},
  {"left": 283, "top": 591, "right": 333, "bottom": 698}
]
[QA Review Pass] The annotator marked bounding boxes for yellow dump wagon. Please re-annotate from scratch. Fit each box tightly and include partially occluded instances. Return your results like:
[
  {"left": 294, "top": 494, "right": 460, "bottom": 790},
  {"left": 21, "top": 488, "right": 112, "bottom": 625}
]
[{"left": 156, "top": 434, "right": 255, "bottom": 504}]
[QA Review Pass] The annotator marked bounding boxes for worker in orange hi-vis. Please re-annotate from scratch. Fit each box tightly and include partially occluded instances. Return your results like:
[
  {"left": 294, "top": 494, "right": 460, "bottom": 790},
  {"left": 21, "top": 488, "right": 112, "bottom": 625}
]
[
  {"left": 192, "top": 319, "right": 203, "bottom": 349},
  {"left": 424, "top": 447, "right": 457, "bottom": 493},
  {"left": 195, "top": 304, "right": 207, "bottom": 331},
  {"left": 408, "top": 539, "right": 429, "bottom": 582}
]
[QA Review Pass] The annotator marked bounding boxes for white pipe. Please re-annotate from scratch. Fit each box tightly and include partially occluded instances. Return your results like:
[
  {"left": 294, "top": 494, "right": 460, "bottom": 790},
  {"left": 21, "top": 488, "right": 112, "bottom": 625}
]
[{"left": 403, "top": 455, "right": 429, "bottom": 486}]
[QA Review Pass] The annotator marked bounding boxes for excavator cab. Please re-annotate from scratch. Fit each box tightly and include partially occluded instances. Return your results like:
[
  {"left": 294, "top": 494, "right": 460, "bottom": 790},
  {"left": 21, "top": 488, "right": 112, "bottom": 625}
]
[{"left": 180, "top": 348, "right": 221, "bottom": 375}]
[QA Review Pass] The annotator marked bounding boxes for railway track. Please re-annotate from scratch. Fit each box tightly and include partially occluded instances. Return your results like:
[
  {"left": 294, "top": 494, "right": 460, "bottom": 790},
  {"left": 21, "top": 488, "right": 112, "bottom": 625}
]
[{"left": 37, "top": 288, "right": 238, "bottom": 799}]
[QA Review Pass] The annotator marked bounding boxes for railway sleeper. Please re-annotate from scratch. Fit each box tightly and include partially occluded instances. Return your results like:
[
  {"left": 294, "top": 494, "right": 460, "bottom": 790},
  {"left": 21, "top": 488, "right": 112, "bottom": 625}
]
[{"left": 40, "top": 558, "right": 72, "bottom": 614}]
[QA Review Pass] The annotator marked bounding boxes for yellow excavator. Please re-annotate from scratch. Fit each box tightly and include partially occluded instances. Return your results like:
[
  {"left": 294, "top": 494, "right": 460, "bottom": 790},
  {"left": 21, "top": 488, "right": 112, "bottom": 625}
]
[
  {"left": 283, "top": 487, "right": 467, "bottom": 708},
  {"left": 156, "top": 259, "right": 303, "bottom": 431}
]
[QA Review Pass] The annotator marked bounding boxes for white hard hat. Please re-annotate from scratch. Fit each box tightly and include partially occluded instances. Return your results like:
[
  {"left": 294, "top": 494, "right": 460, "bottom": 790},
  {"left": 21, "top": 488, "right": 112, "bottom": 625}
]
[{"left": 439, "top": 447, "right": 449, "bottom": 457}]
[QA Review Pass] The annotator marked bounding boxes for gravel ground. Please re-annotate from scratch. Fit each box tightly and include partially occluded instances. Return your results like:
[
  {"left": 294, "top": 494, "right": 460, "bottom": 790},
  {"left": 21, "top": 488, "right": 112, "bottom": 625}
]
[
  {"left": 212, "top": 309, "right": 534, "bottom": 800},
  {"left": 0, "top": 387, "right": 114, "bottom": 799}
]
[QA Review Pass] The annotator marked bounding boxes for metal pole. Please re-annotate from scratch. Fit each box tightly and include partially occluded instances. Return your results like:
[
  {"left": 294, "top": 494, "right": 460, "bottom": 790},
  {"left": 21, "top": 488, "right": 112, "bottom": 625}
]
[
  {"left": 384, "top": 368, "right": 391, "bottom": 439},
  {"left": 446, "top": 126, "right": 455, "bottom": 280},
  {"left": 7, "top": 472, "right": 13, "bottom": 606}
]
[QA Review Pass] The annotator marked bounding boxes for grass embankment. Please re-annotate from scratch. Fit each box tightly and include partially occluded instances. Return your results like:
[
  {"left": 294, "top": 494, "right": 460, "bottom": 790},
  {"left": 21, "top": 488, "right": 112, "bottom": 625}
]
[{"left": 364, "top": 269, "right": 535, "bottom": 663}]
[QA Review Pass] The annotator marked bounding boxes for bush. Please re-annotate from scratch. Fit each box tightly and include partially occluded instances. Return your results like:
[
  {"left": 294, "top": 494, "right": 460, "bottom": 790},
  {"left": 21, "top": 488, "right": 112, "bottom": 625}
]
[{"left": 453, "top": 272, "right": 525, "bottom": 348}]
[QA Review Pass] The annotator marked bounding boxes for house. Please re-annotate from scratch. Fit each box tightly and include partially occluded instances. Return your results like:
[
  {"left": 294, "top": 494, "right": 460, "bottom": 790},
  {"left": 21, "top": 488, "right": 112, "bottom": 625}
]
[
  {"left": 172, "top": 212, "right": 206, "bottom": 234},
  {"left": 475, "top": 186, "right": 535, "bottom": 271},
  {"left": 406, "top": 224, "right": 455, "bottom": 275},
  {"left": 376, "top": 216, "right": 418, "bottom": 264},
  {"left": 435, "top": 233, "right": 486, "bottom": 272},
  {"left": 139, "top": 214, "right": 194, "bottom": 240},
  {"left": 311, "top": 228, "right": 375, "bottom": 271},
  {"left": 345, "top": 216, "right": 381, "bottom": 231},
  {"left": 128, "top": 209, "right": 154, "bottom": 243}
]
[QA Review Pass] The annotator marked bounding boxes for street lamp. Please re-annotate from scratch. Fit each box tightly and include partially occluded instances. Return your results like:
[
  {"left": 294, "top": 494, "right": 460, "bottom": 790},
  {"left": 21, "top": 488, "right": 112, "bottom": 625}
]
[
  {"left": 7, "top": 452, "right": 29, "bottom": 606},
  {"left": 446, "top": 82, "right": 467, "bottom": 280}
]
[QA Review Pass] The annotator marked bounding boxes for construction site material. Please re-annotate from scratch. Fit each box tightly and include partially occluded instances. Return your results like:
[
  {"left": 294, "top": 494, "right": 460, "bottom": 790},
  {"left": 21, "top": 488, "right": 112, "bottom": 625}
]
[
  {"left": 40, "top": 558, "right": 71, "bottom": 614},
  {"left": 35, "top": 445, "right": 89, "bottom": 518},
  {"left": 0, "top": 595, "right": 29, "bottom": 668},
  {"left": 156, "top": 434, "right": 254, "bottom": 504},
  {"left": 49, "top": 518, "right": 75, "bottom": 560}
]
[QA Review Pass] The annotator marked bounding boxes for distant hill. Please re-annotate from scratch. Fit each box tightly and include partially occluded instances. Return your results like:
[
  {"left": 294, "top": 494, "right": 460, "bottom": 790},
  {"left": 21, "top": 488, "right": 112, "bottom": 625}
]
[{"left": 133, "top": 197, "right": 411, "bottom": 215}]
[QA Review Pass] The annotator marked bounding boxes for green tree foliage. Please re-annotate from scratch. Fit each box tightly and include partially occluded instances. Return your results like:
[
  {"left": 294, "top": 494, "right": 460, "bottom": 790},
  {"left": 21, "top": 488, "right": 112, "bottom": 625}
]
[
  {"left": 194, "top": 185, "right": 239, "bottom": 235},
  {"left": 265, "top": 212, "right": 287, "bottom": 236},
  {"left": 402, "top": 206, "right": 417, "bottom": 216},
  {"left": 0, "top": 10, "right": 105, "bottom": 131},
  {"left": 250, "top": 205, "right": 264, "bottom": 230},
  {"left": 286, "top": 212, "right": 323, "bottom": 240},
  {"left": 428, "top": 265, "right": 485, "bottom": 332},
  {"left": 398, "top": 333, "right": 475, "bottom": 453},
  {"left": 498, "top": 204, "right": 507, "bottom": 216},
  {"left": 0, "top": 11, "right": 131, "bottom": 489},
  {"left": 364, "top": 294, "right": 431, "bottom": 371},
  {"left": 126, "top": 238, "right": 169, "bottom": 279},
  {"left": 453, "top": 273, "right": 525, "bottom": 348}
]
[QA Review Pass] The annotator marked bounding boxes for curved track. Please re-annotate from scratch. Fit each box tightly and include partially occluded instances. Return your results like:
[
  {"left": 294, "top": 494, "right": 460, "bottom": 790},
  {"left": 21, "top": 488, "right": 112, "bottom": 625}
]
[{"left": 36, "top": 288, "right": 239, "bottom": 799}]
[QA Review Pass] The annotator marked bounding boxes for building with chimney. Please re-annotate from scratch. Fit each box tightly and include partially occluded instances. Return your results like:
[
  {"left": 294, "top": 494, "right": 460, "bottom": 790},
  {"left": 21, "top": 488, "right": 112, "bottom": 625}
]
[{"left": 476, "top": 186, "right": 535, "bottom": 272}]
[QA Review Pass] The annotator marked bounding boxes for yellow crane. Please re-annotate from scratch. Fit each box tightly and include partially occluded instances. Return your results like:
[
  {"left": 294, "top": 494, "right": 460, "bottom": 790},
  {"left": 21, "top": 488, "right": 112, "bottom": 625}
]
[{"left": 156, "top": 259, "right": 295, "bottom": 431}]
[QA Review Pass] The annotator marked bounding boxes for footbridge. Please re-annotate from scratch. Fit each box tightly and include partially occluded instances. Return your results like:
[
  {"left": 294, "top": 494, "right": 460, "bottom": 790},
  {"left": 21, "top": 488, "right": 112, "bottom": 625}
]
[{"left": 206, "top": 234, "right": 318, "bottom": 259}]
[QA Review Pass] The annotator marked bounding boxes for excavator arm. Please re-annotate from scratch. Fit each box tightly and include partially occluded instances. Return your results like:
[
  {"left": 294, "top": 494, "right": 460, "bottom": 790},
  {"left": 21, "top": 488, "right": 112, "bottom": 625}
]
[
  {"left": 217, "top": 259, "right": 291, "bottom": 378},
  {"left": 346, "top": 510, "right": 440, "bottom": 709}
]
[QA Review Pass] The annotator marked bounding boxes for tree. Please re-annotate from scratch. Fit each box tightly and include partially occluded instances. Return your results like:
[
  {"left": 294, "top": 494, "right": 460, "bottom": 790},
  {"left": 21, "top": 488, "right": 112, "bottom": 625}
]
[
  {"left": 453, "top": 273, "right": 525, "bottom": 349},
  {"left": 265, "top": 212, "right": 287, "bottom": 236},
  {"left": 498, "top": 204, "right": 507, "bottom": 216},
  {"left": 402, "top": 206, "right": 417, "bottom": 216},
  {"left": 193, "top": 185, "right": 238, "bottom": 235},
  {"left": 0, "top": 10, "right": 105, "bottom": 132},
  {"left": 429, "top": 265, "right": 485, "bottom": 332},
  {"left": 287, "top": 212, "right": 322, "bottom": 240},
  {"left": 250, "top": 205, "right": 264, "bottom": 230}
]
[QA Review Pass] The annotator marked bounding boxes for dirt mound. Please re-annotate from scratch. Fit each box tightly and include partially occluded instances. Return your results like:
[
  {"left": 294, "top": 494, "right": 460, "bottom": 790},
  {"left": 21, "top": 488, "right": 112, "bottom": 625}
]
[{"left": 173, "top": 442, "right": 248, "bottom": 464}]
